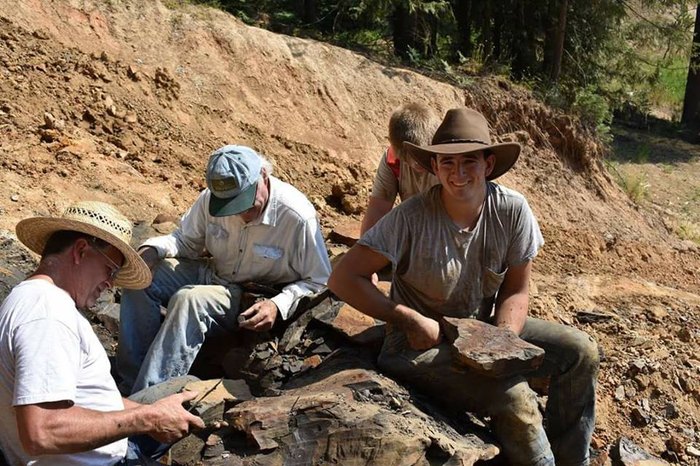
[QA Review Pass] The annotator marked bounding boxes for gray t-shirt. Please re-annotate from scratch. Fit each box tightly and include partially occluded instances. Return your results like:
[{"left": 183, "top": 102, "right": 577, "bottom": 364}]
[
  {"left": 359, "top": 182, "right": 544, "bottom": 320},
  {"left": 370, "top": 148, "right": 440, "bottom": 203}
]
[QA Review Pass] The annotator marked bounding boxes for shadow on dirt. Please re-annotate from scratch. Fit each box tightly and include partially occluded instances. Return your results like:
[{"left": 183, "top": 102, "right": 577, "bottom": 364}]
[{"left": 610, "top": 114, "right": 700, "bottom": 165}]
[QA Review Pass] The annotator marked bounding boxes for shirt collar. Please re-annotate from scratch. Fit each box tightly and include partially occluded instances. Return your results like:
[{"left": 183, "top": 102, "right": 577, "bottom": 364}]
[{"left": 258, "top": 176, "right": 279, "bottom": 227}]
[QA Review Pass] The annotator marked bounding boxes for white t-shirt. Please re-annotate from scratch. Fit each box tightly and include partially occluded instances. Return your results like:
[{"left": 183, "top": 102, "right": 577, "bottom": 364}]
[{"left": 0, "top": 279, "right": 126, "bottom": 465}]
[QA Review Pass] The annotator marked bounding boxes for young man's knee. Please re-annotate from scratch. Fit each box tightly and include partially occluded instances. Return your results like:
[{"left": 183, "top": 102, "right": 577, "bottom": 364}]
[
  {"left": 499, "top": 379, "right": 540, "bottom": 414},
  {"left": 569, "top": 329, "right": 600, "bottom": 375}
]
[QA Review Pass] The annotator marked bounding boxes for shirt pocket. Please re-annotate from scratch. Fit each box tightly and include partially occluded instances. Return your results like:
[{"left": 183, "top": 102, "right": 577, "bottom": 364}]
[
  {"left": 482, "top": 267, "right": 506, "bottom": 298},
  {"left": 252, "top": 244, "right": 284, "bottom": 262}
]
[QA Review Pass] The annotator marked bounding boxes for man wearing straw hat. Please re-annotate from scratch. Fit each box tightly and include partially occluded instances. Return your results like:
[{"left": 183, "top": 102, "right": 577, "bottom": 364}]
[
  {"left": 0, "top": 201, "right": 204, "bottom": 465},
  {"left": 117, "top": 145, "right": 331, "bottom": 394},
  {"left": 329, "top": 108, "right": 599, "bottom": 465}
]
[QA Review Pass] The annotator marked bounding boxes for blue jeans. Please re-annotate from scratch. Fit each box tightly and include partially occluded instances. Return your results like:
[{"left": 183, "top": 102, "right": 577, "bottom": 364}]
[
  {"left": 378, "top": 317, "right": 599, "bottom": 466},
  {"left": 121, "top": 436, "right": 168, "bottom": 465},
  {"left": 117, "top": 258, "right": 243, "bottom": 394}
]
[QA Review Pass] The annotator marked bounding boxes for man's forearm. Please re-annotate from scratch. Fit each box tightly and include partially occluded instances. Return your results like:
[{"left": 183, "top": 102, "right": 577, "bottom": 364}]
[
  {"left": 122, "top": 397, "right": 141, "bottom": 410},
  {"left": 360, "top": 197, "right": 393, "bottom": 235},
  {"left": 17, "top": 403, "right": 156, "bottom": 455},
  {"left": 328, "top": 267, "right": 414, "bottom": 328},
  {"left": 493, "top": 261, "right": 532, "bottom": 335},
  {"left": 493, "top": 293, "right": 529, "bottom": 334}
]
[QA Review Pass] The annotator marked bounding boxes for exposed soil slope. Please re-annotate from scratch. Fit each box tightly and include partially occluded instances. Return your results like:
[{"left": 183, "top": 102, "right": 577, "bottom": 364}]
[{"left": 0, "top": 0, "right": 698, "bottom": 460}]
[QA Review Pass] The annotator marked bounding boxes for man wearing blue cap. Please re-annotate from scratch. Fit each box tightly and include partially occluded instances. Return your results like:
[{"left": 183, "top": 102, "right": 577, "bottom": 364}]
[{"left": 116, "top": 146, "right": 332, "bottom": 394}]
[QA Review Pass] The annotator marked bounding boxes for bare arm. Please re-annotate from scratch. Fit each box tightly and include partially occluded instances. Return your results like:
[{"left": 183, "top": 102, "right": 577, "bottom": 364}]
[
  {"left": 360, "top": 196, "right": 394, "bottom": 235},
  {"left": 15, "top": 391, "right": 204, "bottom": 456},
  {"left": 328, "top": 244, "right": 441, "bottom": 350},
  {"left": 493, "top": 261, "right": 532, "bottom": 335}
]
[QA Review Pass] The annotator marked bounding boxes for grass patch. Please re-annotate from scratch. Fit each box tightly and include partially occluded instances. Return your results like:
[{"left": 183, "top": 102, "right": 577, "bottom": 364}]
[
  {"left": 163, "top": 0, "right": 222, "bottom": 10},
  {"left": 660, "top": 163, "right": 674, "bottom": 174},
  {"left": 677, "top": 220, "right": 700, "bottom": 244},
  {"left": 607, "top": 161, "right": 650, "bottom": 203},
  {"left": 634, "top": 144, "right": 650, "bottom": 164},
  {"left": 620, "top": 172, "right": 650, "bottom": 203}
]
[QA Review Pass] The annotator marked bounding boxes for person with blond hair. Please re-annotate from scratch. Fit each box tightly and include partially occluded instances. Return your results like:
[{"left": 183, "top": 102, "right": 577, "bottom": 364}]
[{"left": 360, "top": 102, "right": 441, "bottom": 235}]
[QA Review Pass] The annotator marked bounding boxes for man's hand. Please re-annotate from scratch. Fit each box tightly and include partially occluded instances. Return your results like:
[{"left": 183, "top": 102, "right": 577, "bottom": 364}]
[
  {"left": 398, "top": 306, "right": 442, "bottom": 350},
  {"left": 138, "top": 246, "right": 160, "bottom": 271},
  {"left": 143, "top": 391, "right": 205, "bottom": 444},
  {"left": 238, "top": 299, "right": 278, "bottom": 332}
]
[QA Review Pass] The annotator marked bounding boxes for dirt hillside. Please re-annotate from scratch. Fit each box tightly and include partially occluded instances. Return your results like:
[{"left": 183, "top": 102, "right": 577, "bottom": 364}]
[{"left": 1, "top": 0, "right": 699, "bottom": 461}]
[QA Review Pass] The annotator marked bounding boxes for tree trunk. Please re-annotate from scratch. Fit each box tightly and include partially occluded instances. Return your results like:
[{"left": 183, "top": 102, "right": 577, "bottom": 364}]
[
  {"left": 301, "top": 0, "right": 318, "bottom": 24},
  {"left": 426, "top": 14, "right": 439, "bottom": 57},
  {"left": 454, "top": 0, "right": 474, "bottom": 57},
  {"left": 511, "top": 0, "right": 532, "bottom": 78},
  {"left": 492, "top": 1, "right": 502, "bottom": 60},
  {"left": 681, "top": 3, "right": 700, "bottom": 132},
  {"left": 392, "top": 3, "right": 420, "bottom": 60},
  {"left": 542, "top": 0, "right": 556, "bottom": 77},
  {"left": 550, "top": 0, "right": 568, "bottom": 81}
]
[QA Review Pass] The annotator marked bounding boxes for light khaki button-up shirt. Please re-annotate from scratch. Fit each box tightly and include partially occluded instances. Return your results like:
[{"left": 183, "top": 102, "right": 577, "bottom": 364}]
[{"left": 143, "top": 176, "right": 331, "bottom": 319}]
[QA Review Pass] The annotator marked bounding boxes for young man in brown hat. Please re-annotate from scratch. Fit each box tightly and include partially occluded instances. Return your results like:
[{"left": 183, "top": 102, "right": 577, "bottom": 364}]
[
  {"left": 0, "top": 201, "right": 204, "bottom": 465},
  {"left": 329, "top": 108, "right": 599, "bottom": 465}
]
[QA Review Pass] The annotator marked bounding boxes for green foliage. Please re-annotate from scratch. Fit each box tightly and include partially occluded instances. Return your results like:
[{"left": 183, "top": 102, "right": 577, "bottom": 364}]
[
  {"left": 572, "top": 86, "right": 613, "bottom": 140},
  {"left": 653, "top": 56, "right": 690, "bottom": 118},
  {"left": 595, "top": 1, "right": 693, "bottom": 121}
]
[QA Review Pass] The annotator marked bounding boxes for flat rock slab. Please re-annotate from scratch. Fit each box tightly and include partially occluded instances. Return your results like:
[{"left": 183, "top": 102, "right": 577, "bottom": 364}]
[
  {"left": 441, "top": 317, "right": 544, "bottom": 378},
  {"left": 315, "top": 303, "right": 385, "bottom": 347},
  {"left": 612, "top": 437, "right": 669, "bottom": 466},
  {"left": 184, "top": 379, "right": 253, "bottom": 412},
  {"left": 329, "top": 219, "right": 362, "bottom": 246}
]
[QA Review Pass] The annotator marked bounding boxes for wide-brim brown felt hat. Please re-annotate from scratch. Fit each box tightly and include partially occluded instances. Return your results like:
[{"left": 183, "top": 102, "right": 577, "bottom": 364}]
[
  {"left": 15, "top": 201, "right": 152, "bottom": 289},
  {"left": 404, "top": 107, "right": 521, "bottom": 180}
]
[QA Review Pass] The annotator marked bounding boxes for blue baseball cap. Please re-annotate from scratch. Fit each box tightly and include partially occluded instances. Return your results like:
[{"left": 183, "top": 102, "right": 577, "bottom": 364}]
[{"left": 206, "top": 145, "right": 262, "bottom": 217}]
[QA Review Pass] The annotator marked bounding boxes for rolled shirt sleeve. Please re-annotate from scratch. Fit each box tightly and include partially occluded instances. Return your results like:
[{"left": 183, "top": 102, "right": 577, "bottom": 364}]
[
  {"left": 141, "top": 191, "right": 209, "bottom": 259},
  {"left": 270, "top": 216, "right": 331, "bottom": 319}
]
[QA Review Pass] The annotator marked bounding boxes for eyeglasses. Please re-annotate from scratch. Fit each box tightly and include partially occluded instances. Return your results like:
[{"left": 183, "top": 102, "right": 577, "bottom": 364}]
[{"left": 90, "top": 240, "right": 122, "bottom": 281}]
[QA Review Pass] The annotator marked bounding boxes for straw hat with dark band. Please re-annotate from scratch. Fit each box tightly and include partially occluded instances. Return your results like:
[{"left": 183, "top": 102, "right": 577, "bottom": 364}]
[
  {"left": 15, "top": 201, "right": 152, "bottom": 289},
  {"left": 404, "top": 107, "right": 521, "bottom": 180}
]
